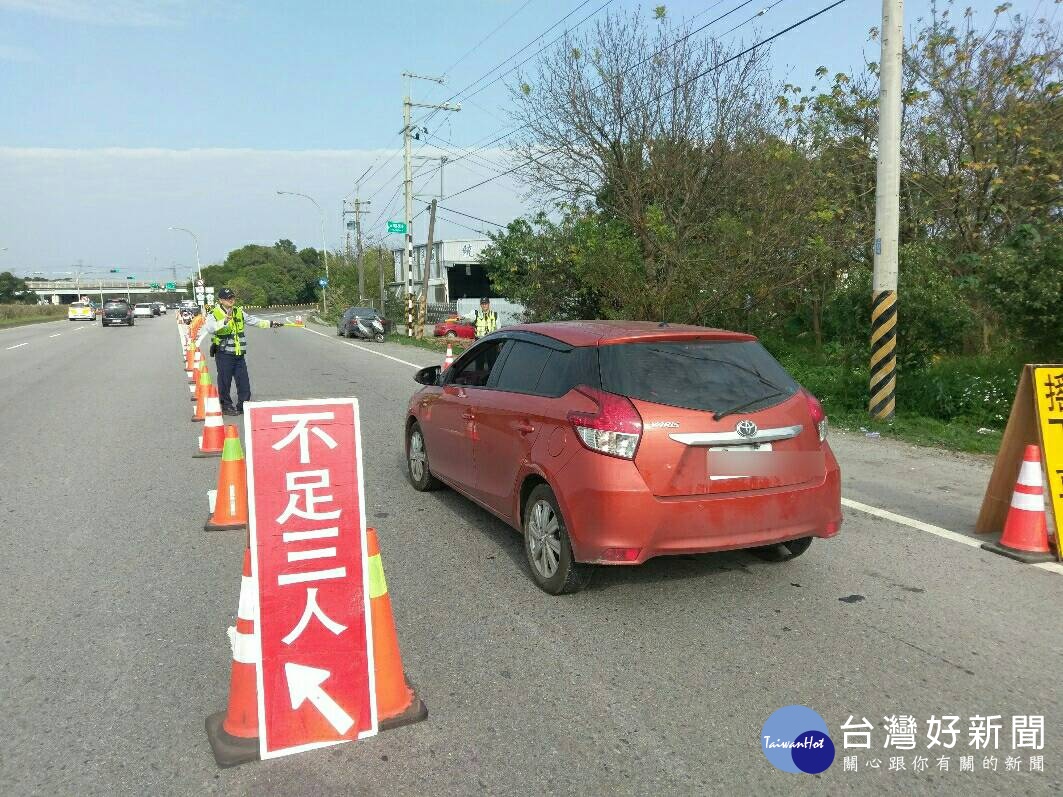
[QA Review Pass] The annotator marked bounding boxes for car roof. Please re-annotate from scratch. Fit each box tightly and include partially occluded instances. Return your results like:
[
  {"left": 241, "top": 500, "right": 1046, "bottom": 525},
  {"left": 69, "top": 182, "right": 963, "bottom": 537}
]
[{"left": 499, "top": 320, "right": 755, "bottom": 347}]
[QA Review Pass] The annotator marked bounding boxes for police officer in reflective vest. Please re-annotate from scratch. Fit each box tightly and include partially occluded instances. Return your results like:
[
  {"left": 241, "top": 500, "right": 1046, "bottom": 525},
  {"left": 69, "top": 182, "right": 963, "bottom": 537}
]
[
  {"left": 195, "top": 287, "right": 282, "bottom": 415},
  {"left": 466, "top": 297, "right": 499, "bottom": 338}
]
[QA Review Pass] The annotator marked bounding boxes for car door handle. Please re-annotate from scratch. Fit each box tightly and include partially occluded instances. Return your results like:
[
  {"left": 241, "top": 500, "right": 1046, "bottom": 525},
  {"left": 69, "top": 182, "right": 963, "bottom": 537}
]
[
  {"left": 462, "top": 411, "right": 475, "bottom": 420},
  {"left": 516, "top": 421, "right": 536, "bottom": 435}
]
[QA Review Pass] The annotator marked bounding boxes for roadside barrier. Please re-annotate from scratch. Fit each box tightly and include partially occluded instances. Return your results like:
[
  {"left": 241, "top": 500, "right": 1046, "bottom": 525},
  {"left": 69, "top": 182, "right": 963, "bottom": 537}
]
[
  {"left": 367, "top": 527, "right": 428, "bottom": 731},
  {"left": 205, "top": 548, "right": 261, "bottom": 768},
  {"left": 194, "top": 387, "right": 226, "bottom": 457},
  {"left": 192, "top": 367, "right": 210, "bottom": 421},
  {"left": 205, "top": 426, "right": 248, "bottom": 531},
  {"left": 981, "top": 444, "right": 1054, "bottom": 563},
  {"left": 184, "top": 343, "right": 196, "bottom": 378},
  {"left": 443, "top": 341, "right": 455, "bottom": 370}
]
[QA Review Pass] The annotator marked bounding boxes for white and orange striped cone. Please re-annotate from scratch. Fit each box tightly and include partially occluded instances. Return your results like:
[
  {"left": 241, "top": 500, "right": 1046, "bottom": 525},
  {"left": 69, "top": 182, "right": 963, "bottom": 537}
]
[
  {"left": 982, "top": 444, "right": 1054, "bottom": 563},
  {"left": 189, "top": 348, "right": 203, "bottom": 384},
  {"left": 205, "top": 549, "right": 261, "bottom": 768},
  {"left": 195, "top": 387, "right": 226, "bottom": 457},
  {"left": 443, "top": 341, "right": 455, "bottom": 370}
]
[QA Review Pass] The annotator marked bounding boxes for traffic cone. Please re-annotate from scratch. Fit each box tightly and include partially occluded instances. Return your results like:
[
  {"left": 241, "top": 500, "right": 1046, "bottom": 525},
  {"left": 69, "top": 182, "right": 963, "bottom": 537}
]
[
  {"left": 189, "top": 349, "right": 203, "bottom": 384},
  {"left": 192, "top": 367, "right": 211, "bottom": 421},
  {"left": 443, "top": 341, "right": 455, "bottom": 370},
  {"left": 205, "top": 548, "right": 261, "bottom": 768},
  {"left": 185, "top": 343, "right": 195, "bottom": 377},
  {"left": 367, "top": 527, "right": 428, "bottom": 731},
  {"left": 982, "top": 445, "right": 1054, "bottom": 563},
  {"left": 195, "top": 387, "right": 225, "bottom": 457},
  {"left": 206, "top": 426, "right": 248, "bottom": 531}
]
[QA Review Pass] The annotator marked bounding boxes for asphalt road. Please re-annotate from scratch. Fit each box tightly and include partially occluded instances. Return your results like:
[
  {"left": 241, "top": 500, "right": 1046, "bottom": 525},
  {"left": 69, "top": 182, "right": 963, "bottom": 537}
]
[{"left": 2, "top": 314, "right": 1060, "bottom": 796}]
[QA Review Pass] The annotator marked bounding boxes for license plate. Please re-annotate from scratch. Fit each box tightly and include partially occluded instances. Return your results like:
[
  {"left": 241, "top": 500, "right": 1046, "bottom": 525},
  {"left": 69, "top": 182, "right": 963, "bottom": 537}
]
[{"left": 708, "top": 443, "right": 772, "bottom": 453}]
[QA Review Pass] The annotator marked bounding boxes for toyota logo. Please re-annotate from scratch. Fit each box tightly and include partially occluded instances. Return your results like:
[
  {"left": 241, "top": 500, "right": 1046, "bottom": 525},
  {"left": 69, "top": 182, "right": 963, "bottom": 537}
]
[{"left": 735, "top": 419, "right": 758, "bottom": 439}]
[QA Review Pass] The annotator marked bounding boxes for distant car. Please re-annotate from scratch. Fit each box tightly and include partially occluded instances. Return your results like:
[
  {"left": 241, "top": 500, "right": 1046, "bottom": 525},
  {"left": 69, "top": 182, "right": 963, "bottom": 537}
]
[
  {"left": 433, "top": 315, "right": 475, "bottom": 340},
  {"left": 152, "top": 302, "right": 166, "bottom": 315},
  {"left": 67, "top": 302, "right": 95, "bottom": 321},
  {"left": 133, "top": 303, "right": 155, "bottom": 318},
  {"left": 102, "top": 300, "right": 135, "bottom": 326},
  {"left": 167, "top": 302, "right": 179, "bottom": 310},
  {"left": 405, "top": 321, "right": 841, "bottom": 594}
]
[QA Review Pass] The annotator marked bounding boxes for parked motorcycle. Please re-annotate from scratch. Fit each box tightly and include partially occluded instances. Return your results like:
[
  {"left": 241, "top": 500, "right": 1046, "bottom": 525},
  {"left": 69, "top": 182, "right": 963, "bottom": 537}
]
[{"left": 348, "top": 315, "right": 385, "bottom": 343}]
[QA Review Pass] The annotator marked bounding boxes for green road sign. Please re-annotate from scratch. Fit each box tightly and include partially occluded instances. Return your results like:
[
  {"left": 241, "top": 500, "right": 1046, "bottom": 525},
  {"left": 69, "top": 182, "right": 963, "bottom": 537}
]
[
  {"left": 109, "top": 268, "right": 120, "bottom": 273},
  {"left": 165, "top": 282, "right": 176, "bottom": 291},
  {"left": 150, "top": 282, "right": 160, "bottom": 289},
  {"left": 387, "top": 221, "right": 407, "bottom": 234},
  {"left": 126, "top": 275, "right": 134, "bottom": 280}
]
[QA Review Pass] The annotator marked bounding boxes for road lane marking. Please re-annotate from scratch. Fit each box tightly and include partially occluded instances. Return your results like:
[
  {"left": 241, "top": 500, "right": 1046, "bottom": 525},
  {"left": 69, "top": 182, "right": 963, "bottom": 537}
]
[
  {"left": 301, "top": 325, "right": 423, "bottom": 369},
  {"left": 842, "top": 497, "right": 1063, "bottom": 577},
  {"left": 49, "top": 333, "right": 61, "bottom": 338},
  {"left": 5, "top": 342, "right": 29, "bottom": 350}
]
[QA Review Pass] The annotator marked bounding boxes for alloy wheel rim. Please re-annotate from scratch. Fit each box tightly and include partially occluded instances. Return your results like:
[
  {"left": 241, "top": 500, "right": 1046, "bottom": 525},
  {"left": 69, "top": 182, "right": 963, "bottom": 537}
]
[
  {"left": 409, "top": 431, "right": 426, "bottom": 481},
  {"left": 527, "top": 499, "right": 561, "bottom": 578}
]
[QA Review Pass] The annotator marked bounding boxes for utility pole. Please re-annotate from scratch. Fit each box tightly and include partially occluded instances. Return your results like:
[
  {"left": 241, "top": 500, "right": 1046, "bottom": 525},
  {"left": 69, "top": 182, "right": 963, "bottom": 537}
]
[
  {"left": 870, "top": 0, "right": 903, "bottom": 422},
  {"left": 417, "top": 199, "right": 438, "bottom": 338},
  {"left": 403, "top": 71, "right": 460, "bottom": 336}
]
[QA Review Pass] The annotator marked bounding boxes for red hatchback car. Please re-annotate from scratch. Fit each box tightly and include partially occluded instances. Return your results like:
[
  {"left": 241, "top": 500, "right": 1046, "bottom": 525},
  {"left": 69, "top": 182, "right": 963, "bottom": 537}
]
[
  {"left": 434, "top": 315, "right": 475, "bottom": 340},
  {"left": 405, "top": 321, "right": 841, "bottom": 594}
]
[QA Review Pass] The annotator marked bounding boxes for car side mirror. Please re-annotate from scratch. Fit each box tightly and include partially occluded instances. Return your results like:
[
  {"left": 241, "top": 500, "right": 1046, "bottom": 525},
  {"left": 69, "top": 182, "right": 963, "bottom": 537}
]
[{"left": 414, "top": 365, "right": 441, "bottom": 386}]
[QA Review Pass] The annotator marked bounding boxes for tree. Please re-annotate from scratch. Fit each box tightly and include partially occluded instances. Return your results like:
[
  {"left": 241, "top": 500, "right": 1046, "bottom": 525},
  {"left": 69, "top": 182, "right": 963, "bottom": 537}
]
[
  {"left": 275, "top": 239, "right": 297, "bottom": 256},
  {"left": 508, "top": 9, "right": 778, "bottom": 321},
  {"left": 0, "top": 271, "right": 37, "bottom": 304}
]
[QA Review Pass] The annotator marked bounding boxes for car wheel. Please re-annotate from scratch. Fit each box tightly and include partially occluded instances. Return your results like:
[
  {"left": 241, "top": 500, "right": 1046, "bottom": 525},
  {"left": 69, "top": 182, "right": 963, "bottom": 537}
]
[
  {"left": 751, "top": 536, "right": 813, "bottom": 562},
  {"left": 406, "top": 422, "right": 442, "bottom": 491},
  {"left": 446, "top": 331, "right": 456, "bottom": 340},
  {"left": 523, "top": 484, "right": 589, "bottom": 595},
  {"left": 373, "top": 332, "right": 385, "bottom": 343}
]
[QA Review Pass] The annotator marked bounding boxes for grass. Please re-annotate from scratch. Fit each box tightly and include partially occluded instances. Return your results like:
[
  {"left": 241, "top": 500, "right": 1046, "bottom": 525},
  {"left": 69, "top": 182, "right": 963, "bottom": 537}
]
[
  {"left": 0, "top": 304, "right": 67, "bottom": 328},
  {"left": 384, "top": 332, "right": 474, "bottom": 355},
  {"left": 830, "top": 409, "right": 1002, "bottom": 455}
]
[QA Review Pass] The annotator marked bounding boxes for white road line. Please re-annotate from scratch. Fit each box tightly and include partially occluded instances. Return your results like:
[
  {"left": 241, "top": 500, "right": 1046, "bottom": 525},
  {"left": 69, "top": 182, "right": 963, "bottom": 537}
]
[
  {"left": 5, "top": 342, "right": 29, "bottom": 350},
  {"left": 842, "top": 497, "right": 1063, "bottom": 576},
  {"left": 49, "top": 333, "right": 61, "bottom": 338},
  {"left": 301, "top": 325, "right": 423, "bottom": 369}
]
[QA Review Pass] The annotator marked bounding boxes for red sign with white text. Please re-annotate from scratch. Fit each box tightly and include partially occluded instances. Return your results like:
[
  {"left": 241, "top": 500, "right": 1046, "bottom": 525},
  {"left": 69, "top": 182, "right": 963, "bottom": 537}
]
[{"left": 245, "top": 398, "right": 376, "bottom": 759}]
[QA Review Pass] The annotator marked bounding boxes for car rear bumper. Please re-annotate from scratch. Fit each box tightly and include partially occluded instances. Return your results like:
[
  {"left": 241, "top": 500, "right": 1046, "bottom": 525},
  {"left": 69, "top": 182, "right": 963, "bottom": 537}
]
[{"left": 554, "top": 450, "right": 842, "bottom": 564}]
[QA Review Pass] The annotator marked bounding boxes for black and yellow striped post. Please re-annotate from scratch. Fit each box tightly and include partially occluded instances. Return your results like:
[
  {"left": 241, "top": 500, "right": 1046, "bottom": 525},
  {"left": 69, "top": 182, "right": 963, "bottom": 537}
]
[{"left": 869, "top": 290, "right": 897, "bottom": 420}]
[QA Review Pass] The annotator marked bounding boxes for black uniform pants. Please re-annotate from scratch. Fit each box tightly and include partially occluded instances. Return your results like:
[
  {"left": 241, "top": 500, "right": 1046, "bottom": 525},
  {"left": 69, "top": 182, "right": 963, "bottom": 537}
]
[{"left": 215, "top": 350, "right": 251, "bottom": 412}]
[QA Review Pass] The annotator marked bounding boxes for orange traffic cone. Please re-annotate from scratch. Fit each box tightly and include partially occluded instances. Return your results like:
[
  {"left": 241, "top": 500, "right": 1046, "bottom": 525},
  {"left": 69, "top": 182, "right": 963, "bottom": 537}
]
[
  {"left": 192, "top": 367, "right": 211, "bottom": 420},
  {"left": 443, "top": 341, "right": 455, "bottom": 370},
  {"left": 367, "top": 527, "right": 428, "bottom": 731},
  {"left": 982, "top": 444, "right": 1054, "bottom": 563},
  {"left": 205, "top": 548, "right": 261, "bottom": 768},
  {"left": 185, "top": 344, "right": 195, "bottom": 377},
  {"left": 206, "top": 426, "right": 248, "bottom": 531},
  {"left": 195, "top": 387, "right": 226, "bottom": 457}
]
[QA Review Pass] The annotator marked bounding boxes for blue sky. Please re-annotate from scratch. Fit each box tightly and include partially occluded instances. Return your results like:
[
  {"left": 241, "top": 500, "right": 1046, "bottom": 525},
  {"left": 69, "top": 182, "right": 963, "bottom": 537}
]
[{"left": 0, "top": 0, "right": 1054, "bottom": 275}]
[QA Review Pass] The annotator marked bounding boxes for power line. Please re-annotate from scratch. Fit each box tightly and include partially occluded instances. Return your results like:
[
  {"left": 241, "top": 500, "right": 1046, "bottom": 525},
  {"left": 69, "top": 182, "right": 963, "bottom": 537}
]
[
  {"left": 417, "top": 0, "right": 611, "bottom": 130},
  {"left": 412, "top": 0, "right": 782, "bottom": 186},
  {"left": 444, "top": 0, "right": 851, "bottom": 202},
  {"left": 439, "top": 0, "right": 537, "bottom": 79},
  {"left": 438, "top": 206, "right": 505, "bottom": 228}
]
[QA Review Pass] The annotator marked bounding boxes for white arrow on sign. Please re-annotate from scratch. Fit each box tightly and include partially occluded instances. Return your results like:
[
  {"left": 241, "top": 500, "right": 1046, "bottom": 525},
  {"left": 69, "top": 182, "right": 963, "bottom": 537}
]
[{"left": 284, "top": 662, "right": 355, "bottom": 734}]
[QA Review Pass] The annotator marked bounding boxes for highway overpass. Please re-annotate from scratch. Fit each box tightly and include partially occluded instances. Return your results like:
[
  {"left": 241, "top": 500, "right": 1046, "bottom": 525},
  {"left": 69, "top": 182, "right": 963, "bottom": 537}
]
[{"left": 25, "top": 279, "right": 189, "bottom": 304}]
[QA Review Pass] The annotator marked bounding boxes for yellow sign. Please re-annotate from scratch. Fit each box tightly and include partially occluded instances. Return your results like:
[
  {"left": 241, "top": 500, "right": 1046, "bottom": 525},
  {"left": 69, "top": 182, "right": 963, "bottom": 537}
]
[{"left": 1034, "top": 367, "right": 1063, "bottom": 558}]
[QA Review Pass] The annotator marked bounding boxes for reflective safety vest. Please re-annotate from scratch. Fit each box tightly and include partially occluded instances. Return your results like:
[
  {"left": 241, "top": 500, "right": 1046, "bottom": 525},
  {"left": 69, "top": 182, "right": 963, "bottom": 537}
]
[
  {"left": 474, "top": 309, "right": 498, "bottom": 338},
  {"left": 211, "top": 306, "right": 248, "bottom": 355}
]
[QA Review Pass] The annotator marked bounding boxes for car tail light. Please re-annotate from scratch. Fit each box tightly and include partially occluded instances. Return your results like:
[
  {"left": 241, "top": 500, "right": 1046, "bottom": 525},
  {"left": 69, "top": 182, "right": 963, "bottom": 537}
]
[
  {"left": 567, "top": 386, "right": 643, "bottom": 460},
  {"left": 804, "top": 390, "right": 828, "bottom": 442}
]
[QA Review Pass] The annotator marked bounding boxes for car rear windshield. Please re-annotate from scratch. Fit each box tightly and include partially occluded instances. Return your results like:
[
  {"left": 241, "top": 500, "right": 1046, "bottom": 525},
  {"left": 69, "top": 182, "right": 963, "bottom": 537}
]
[
  {"left": 598, "top": 340, "right": 799, "bottom": 414},
  {"left": 105, "top": 301, "right": 127, "bottom": 308}
]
